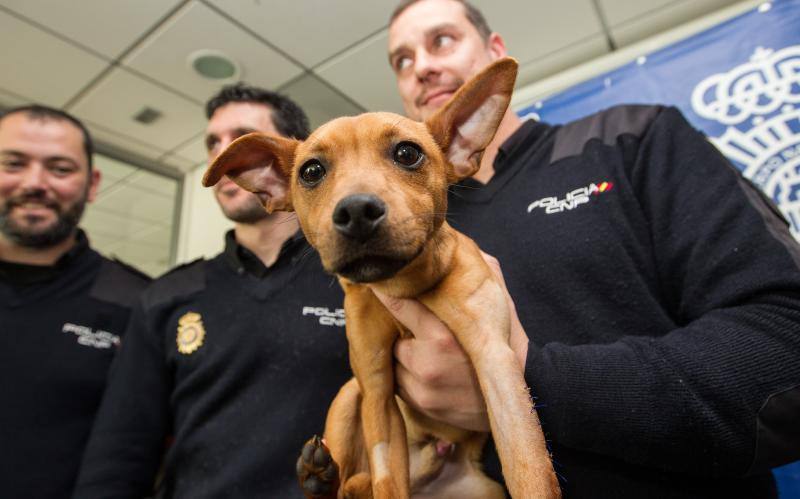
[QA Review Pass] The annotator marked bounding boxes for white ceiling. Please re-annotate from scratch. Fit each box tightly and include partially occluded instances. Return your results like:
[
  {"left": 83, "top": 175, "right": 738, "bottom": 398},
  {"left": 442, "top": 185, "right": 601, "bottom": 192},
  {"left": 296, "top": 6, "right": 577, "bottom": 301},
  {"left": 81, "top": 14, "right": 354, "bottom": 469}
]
[{"left": 0, "top": 0, "right": 743, "bottom": 175}]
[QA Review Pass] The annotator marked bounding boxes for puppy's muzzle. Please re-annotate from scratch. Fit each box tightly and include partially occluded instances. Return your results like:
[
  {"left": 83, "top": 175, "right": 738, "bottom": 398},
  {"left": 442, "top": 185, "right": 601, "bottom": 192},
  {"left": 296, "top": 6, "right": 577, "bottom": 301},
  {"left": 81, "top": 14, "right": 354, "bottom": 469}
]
[{"left": 332, "top": 194, "right": 387, "bottom": 242}]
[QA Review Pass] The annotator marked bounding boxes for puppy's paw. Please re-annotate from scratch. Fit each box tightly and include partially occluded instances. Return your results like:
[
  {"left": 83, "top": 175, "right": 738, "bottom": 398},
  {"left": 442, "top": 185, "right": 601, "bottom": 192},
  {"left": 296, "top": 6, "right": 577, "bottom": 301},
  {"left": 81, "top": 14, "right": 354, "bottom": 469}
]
[{"left": 296, "top": 435, "right": 340, "bottom": 499}]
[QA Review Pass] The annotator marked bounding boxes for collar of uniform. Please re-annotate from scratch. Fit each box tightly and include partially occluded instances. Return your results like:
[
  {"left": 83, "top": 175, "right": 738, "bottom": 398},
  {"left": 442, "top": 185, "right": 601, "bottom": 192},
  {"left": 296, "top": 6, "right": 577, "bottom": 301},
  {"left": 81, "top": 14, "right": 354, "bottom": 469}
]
[
  {"left": 223, "top": 229, "right": 306, "bottom": 278},
  {"left": 0, "top": 229, "right": 91, "bottom": 286},
  {"left": 458, "top": 118, "right": 548, "bottom": 189},
  {"left": 495, "top": 118, "right": 551, "bottom": 175},
  {"left": 450, "top": 119, "right": 553, "bottom": 205}
]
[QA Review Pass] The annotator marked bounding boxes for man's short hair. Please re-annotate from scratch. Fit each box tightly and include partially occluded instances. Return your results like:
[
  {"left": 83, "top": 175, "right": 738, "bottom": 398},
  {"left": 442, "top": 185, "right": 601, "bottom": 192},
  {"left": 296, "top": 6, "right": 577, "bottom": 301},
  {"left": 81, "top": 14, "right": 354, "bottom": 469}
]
[
  {"left": 0, "top": 105, "right": 94, "bottom": 169},
  {"left": 389, "top": 0, "right": 492, "bottom": 42},
  {"left": 205, "top": 84, "right": 311, "bottom": 140}
]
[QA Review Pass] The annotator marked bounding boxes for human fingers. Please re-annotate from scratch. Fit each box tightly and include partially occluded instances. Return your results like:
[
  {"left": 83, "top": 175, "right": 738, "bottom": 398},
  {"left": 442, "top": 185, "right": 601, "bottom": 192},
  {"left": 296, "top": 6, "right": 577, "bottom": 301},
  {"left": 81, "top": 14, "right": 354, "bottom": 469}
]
[{"left": 372, "top": 289, "right": 451, "bottom": 342}]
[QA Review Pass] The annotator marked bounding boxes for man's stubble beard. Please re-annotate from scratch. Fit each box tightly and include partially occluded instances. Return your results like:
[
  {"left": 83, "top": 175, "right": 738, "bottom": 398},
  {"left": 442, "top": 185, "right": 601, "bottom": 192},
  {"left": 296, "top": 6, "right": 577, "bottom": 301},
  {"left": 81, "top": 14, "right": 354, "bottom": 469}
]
[
  {"left": 220, "top": 194, "right": 271, "bottom": 224},
  {"left": 0, "top": 189, "right": 87, "bottom": 248}
]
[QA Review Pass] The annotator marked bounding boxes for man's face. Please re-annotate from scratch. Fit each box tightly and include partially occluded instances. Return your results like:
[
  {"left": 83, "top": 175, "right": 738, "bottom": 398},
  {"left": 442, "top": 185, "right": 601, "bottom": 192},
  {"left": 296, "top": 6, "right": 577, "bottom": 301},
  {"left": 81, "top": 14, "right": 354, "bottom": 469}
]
[
  {"left": 205, "top": 102, "right": 279, "bottom": 223},
  {"left": 0, "top": 113, "right": 99, "bottom": 248},
  {"left": 388, "top": 0, "right": 507, "bottom": 121}
]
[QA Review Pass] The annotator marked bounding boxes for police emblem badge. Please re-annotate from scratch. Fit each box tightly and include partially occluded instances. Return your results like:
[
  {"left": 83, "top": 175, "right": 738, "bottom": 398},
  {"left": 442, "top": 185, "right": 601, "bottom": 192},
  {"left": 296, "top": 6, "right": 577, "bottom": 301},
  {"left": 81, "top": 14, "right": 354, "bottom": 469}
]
[
  {"left": 692, "top": 45, "right": 800, "bottom": 240},
  {"left": 177, "top": 311, "right": 205, "bottom": 354}
]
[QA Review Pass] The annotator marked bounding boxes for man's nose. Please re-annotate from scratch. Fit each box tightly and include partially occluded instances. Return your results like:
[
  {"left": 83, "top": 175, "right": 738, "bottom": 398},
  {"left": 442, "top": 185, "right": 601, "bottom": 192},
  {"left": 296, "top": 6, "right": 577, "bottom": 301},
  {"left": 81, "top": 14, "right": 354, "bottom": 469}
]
[
  {"left": 414, "top": 50, "right": 439, "bottom": 82},
  {"left": 19, "top": 163, "right": 48, "bottom": 191}
]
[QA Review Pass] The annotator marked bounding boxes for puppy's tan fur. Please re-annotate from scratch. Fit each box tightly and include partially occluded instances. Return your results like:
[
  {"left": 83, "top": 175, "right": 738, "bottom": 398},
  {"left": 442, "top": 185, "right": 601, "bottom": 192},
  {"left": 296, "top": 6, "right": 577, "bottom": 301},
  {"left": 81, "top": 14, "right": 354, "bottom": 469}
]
[{"left": 203, "top": 58, "right": 560, "bottom": 499}]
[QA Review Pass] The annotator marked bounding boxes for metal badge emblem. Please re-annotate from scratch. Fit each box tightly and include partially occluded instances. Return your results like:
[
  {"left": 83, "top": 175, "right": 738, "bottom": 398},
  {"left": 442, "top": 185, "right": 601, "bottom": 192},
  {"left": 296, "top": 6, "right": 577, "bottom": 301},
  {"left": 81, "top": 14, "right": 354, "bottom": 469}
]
[{"left": 177, "top": 311, "right": 205, "bottom": 355}]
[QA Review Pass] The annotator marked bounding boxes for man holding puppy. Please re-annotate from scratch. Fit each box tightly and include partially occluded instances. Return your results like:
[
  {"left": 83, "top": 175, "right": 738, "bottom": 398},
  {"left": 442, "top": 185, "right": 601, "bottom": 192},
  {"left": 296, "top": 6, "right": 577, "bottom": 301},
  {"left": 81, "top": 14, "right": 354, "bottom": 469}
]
[
  {"left": 74, "top": 86, "right": 351, "bottom": 498},
  {"left": 383, "top": 0, "right": 800, "bottom": 497}
]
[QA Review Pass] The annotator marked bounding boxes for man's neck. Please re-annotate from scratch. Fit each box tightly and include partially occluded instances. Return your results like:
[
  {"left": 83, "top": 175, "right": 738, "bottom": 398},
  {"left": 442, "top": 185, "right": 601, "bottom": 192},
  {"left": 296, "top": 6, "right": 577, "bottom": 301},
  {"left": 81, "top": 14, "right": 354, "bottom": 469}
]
[
  {"left": 474, "top": 109, "right": 523, "bottom": 185},
  {"left": 0, "top": 233, "right": 77, "bottom": 266},
  {"left": 234, "top": 212, "right": 300, "bottom": 268}
]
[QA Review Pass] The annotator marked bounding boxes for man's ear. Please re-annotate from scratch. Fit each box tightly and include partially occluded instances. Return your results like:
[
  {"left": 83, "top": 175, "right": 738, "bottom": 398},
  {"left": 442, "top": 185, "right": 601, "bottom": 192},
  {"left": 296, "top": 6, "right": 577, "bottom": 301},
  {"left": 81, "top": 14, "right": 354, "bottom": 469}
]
[
  {"left": 86, "top": 168, "right": 101, "bottom": 203},
  {"left": 425, "top": 57, "right": 517, "bottom": 182},
  {"left": 202, "top": 132, "right": 299, "bottom": 213}
]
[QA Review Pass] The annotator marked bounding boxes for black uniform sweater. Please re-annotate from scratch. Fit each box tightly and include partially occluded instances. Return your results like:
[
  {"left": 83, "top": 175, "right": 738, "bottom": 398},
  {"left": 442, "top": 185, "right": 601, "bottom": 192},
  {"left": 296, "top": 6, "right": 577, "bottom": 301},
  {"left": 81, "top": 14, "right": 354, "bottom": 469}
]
[
  {"left": 449, "top": 105, "right": 800, "bottom": 498},
  {"left": 74, "top": 231, "right": 351, "bottom": 498},
  {"left": 0, "top": 231, "right": 149, "bottom": 498}
]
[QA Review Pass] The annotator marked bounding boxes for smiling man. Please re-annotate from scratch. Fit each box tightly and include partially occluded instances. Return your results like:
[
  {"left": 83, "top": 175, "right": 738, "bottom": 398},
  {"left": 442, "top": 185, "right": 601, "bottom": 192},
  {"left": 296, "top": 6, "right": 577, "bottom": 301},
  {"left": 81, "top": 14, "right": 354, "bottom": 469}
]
[
  {"left": 0, "top": 108, "right": 98, "bottom": 257},
  {"left": 0, "top": 105, "right": 149, "bottom": 498}
]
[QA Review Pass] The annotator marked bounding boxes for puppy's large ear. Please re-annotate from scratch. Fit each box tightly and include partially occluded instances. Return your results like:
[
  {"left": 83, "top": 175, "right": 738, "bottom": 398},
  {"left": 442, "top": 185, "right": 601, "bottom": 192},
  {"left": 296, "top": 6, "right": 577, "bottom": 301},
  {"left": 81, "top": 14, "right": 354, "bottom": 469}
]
[
  {"left": 426, "top": 57, "right": 517, "bottom": 182},
  {"left": 202, "top": 132, "right": 299, "bottom": 213}
]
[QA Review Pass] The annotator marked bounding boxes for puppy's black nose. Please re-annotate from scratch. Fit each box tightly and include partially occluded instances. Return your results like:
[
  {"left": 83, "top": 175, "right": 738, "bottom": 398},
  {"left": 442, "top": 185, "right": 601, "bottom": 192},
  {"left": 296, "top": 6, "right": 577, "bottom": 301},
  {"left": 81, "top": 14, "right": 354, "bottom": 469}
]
[{"left": 332, "top": 194, "right": 386, "bottom": 241}]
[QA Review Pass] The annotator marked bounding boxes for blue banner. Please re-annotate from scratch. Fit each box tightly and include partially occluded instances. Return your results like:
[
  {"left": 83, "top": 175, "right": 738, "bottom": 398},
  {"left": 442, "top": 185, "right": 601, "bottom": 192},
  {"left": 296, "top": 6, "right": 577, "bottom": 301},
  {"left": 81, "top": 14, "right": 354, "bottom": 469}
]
[{"left": 517, "top": 1, "right": 799, "bottom": 495}]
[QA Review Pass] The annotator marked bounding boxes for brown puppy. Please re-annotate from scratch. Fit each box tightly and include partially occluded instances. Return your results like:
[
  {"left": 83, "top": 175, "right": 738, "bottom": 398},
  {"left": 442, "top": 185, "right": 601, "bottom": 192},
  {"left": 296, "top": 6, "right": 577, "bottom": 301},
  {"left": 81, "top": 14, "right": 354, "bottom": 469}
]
[{"left": 202, "top": 58, "right": 560, "bottom": 499}]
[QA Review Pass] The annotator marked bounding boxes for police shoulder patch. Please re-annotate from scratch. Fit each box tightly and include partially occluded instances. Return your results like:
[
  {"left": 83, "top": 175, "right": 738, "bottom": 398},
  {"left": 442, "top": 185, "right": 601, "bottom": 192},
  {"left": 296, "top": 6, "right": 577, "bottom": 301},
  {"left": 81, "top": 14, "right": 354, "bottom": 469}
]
[{"left": 177, "top": 311, "right": 205, "bottom": 355}]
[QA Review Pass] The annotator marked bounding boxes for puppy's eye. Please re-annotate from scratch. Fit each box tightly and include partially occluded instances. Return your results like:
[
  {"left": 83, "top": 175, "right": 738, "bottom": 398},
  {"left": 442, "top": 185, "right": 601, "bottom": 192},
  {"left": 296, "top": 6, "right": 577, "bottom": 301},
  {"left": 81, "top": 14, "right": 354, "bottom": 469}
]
[
  {"left": 393, "top": 142, "right": 424, "bottom": 169},
  {"left": 299, "top": 160, "right": 326, "bottom": 186}
]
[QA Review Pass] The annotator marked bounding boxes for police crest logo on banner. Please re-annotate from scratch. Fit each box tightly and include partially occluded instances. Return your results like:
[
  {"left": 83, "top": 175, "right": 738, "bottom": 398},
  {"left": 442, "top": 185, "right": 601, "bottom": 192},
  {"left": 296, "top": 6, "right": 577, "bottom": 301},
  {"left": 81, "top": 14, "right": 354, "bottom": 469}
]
[{"left": 692, "top": 44, "right": 800, "bottom": 238}]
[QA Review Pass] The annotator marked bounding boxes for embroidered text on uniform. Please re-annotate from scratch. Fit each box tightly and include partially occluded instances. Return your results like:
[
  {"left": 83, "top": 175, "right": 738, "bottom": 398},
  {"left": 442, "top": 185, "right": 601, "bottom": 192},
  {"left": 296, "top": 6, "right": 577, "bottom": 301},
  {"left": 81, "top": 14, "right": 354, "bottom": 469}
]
[
  {"left": 62, "top": 322, "right": 120, "bottom": 349},
  {"left": 527, "top": 181, "right": 613, "bottom": 215},
  {"left": 303, "top": 306, "right": 345, "bottom": 327}
]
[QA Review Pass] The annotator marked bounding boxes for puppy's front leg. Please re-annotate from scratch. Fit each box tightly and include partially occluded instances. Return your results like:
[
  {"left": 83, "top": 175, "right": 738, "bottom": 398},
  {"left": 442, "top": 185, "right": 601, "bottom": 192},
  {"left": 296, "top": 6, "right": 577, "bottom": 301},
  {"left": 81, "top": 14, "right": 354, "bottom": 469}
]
[
  {"left": 421, "top": 251, "right": 560, "bottom": 498},
  {"left": 343, "top": 283, "right": 410, "bottom": 499}
]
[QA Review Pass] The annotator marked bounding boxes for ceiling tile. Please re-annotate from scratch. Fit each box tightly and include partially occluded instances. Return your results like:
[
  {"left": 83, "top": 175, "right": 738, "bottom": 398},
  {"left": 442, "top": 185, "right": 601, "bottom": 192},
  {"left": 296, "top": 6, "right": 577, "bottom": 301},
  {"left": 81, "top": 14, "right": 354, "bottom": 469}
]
[
  {"left": 208, "top": 0, "right": 397, "bottom": 68},
  {"left": 0, "top": 0, "right": 184, "bottom": 59},
  {"left": 0, "top": 10, "right": 108, "bottom": 107},
  {"left": 280, "top": 72, "right": 364, "bottom": 129},
  {"left": 597, "top": 0, "right": 675, "bottom": 26},
  {"left": 123, "top": 1, "right": 302, "bottom": 103},
  {"left": 70, "top": 67, "right": 204, "bottom": 152},
  {"left": 315, "top": 30, "right": 405, "bottom": 114},
  {"left": 610, "top": 0, "right": 740, "bottom": 47},
  {"left": 516, "top": 35, "right": 610, "bottom": 89},
  {"left": 472, "top": 0, "right": 603, "bottom": 66}
]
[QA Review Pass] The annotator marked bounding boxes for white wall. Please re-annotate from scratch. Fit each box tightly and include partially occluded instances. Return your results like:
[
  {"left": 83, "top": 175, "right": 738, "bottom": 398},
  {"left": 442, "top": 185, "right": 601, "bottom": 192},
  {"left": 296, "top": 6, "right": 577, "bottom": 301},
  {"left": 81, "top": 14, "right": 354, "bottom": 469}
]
[{"left": 175, "top": 163, "right": 233, "bottom": 263}]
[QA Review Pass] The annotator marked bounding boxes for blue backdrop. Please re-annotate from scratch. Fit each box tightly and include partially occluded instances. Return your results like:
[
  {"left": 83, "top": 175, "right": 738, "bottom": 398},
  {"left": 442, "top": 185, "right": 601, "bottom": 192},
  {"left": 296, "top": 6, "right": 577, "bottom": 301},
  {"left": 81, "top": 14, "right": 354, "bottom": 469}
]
[{"left": 517, "top": 0, "right": 800, "bottom": 495}]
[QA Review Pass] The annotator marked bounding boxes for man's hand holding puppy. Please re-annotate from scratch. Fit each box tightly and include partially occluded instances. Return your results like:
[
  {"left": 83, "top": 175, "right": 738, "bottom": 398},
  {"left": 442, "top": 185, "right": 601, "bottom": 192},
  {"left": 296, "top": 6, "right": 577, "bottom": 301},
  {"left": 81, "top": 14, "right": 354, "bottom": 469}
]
[{"left": 373, "top": 253, "right": 529, "bottom": 434}]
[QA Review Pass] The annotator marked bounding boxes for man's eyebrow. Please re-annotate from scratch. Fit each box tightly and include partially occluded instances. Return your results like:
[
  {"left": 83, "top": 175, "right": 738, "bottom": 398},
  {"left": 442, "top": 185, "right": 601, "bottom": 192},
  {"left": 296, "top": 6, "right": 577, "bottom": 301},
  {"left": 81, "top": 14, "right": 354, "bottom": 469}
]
[
  {"left": 43, "top": 155, "right": 80, "bottom": 165},
  {"left": 0, "top": 150, "right": 27, "bottom": 157},
  {"left": 0, "top": 151, "right": 80, "bottom": 166}
]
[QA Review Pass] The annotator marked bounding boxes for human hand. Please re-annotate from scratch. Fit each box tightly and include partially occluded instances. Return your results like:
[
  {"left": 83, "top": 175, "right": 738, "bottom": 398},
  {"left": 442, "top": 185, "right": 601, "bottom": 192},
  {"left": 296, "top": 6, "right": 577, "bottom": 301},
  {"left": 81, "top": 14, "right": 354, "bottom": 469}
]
[{"left": 370, "top": 252, "right": 529, "bottom": 433}]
